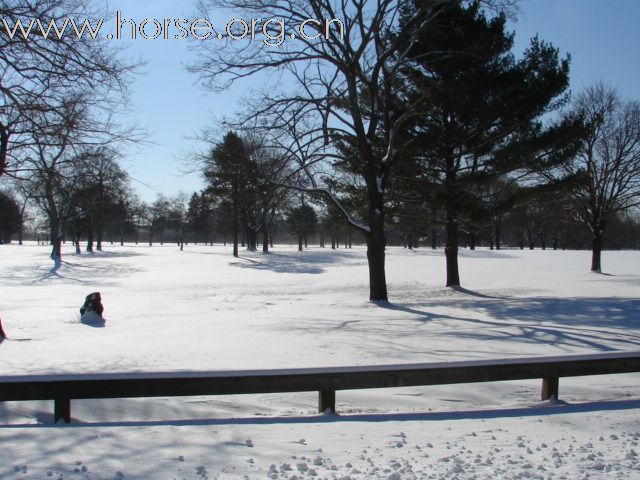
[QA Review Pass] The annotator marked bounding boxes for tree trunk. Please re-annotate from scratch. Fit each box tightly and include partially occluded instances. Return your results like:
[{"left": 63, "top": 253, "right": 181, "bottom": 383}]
[
  {"left": 51, "top": 236, "right": 62, "bottom": 260},
  {"left": 445, "top": 218, "right": 460, "bottom": 287},
  {"left": 45, "top": 186, "right": 62, "bottom": 261},
  {"left": 591, "top": 230, "right": 603, "bottom": 273},
  {"left": 86, "top": 230, "right": 94, "bottom": 253},
  {"left": 262, "top": 230, "right": 269, "bottom": 253},
  {"left": 331, "top": 234, "right": 336, "bottom": 250},
  {"left": 245, "top": 227, "right": 256, "bottom": 251},
  {"left": 50, "top": 222, "right": 62, "bottom": 260},
  {"left": 444, "top": 162, "right": 460, "bottom": 287},
  {"left": 366, "top": 221, "right": 388, "bottom": 301},
  {"left": 298, "top": 235, "right": 303, "bottom": 251},
  {"left": 232, "top": 203, "right": 239, "bottom": 258},
  {"left": 365, "top": 181, "right": 389, "bottom": 300},
  {"left": 0, "top": 123, "right": 8, "bottom": 178},
  {"left": 494, "top": 218, "right": 501, "bottom": 250},
  {"left": 469, "top": 230, "right": 476, "bottom": 250},
  {"left": 96, "top": 226, "right": 103, "bottom": 251}
]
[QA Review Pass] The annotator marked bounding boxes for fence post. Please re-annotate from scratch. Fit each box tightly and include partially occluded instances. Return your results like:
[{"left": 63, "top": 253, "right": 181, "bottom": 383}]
[
  {"left": 318, "top": 389, "right": 336, "bottom": 413},
  {"left": 54, "top": 397, "right": 71, "bottom": 423},
  {"left": 541, "top": 375, "right": 559, "bottom": 401}
]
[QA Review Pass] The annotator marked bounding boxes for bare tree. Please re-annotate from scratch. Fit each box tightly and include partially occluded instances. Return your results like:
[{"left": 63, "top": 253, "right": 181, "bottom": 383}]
[
  {"left": 20, "top": 89, "right": 141, "bottom": 261},
  {"left": 0, "top": 0, "right": 137, "bottom": 177},
  {"left": 22, "top": 95, "right": 88, "bottom": 260},
  {"left": 190, "top": 0, "right": 500, "bottom": 301},
  {"left": 172, "top": 192, "right": 190, "bottom": 251},
  {"left": 70, "top": 147, "right": 130, "bottom": 252},
  {"left": 1, "top": 0, "right": 144, "bottom": 260},
  {"left": 566, "top": 84, "right": 640, "bottom": 272}
]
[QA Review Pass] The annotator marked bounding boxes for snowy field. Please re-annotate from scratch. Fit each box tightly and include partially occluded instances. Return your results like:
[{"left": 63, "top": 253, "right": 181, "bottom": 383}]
[{"left": 1, "top": 242, "right": 639, "bottom": 479}]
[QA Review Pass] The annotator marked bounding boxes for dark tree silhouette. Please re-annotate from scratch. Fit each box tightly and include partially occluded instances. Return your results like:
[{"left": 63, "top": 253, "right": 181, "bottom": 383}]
[
  {"left": 204, "top": 132, "right": 255, "bottom": 257},
  {"left": 70, "top": 148, "right": 129, "bottom": 252},
  {"left": 0, "top": 191, "right": 21, "bottom": 243},
  {"left": 400, "top": 0, "right": 583, "bottom": 286},
  {"left": 287, "top": 204, "right": 318, "bottom": 251}
]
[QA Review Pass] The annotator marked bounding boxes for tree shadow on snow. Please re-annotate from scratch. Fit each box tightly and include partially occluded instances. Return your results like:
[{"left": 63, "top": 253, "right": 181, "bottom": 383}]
[
  {"left": 388, "top": 295, "right": 640, "bottom": 352},
  {"left": 31, "top": 259, "right": 142, "bottom": 286},
  {"left": 279, "top": 294, "right": 640, "bottom": 355},
  {"left": 231, "top": 250, "right": 367, "bottom": 275}
]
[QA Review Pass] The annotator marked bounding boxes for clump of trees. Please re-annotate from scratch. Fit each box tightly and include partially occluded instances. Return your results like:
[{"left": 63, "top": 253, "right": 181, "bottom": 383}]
[
  {"left": 0, "top": 0, "right": 141, "bottom": 260},
  {"left": 287, "top": 204, "right": 318, "bottom": 251},
  {"left": 190, "top": 0, "right": 618, "bottom": 299}
]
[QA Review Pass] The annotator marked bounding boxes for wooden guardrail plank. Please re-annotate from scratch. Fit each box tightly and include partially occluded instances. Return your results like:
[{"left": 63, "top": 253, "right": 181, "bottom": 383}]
[{"left": 1, "top": 352, "right": 639, "bottom": 423}]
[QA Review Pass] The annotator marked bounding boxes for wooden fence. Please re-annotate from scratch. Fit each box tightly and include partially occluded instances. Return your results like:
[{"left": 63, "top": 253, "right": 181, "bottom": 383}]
[{"left": 1, "top": 351, "right": 639, "bottom": 423}]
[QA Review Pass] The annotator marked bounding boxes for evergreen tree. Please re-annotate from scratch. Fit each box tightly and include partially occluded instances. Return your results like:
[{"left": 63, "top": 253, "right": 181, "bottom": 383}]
[
  {"left": 400, "top": 0, "right": 583, "bottom": 286},
  {"left": 204, "top": 132, "right": 256, "bottom": 257},
  {"left": 287, "top": 204, "right": 318, "bottom": 251},
  {"left": 0, "top": 191, "right": 21, "bottom": 243},
  {"left": 186, "top": 191, "right": 215, "bottom": 244}
]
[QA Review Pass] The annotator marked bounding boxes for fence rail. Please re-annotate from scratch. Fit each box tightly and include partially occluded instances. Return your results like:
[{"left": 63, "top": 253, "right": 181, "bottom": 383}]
[{"left": 1, "top": 351, "right": 639, "bottom": 423}]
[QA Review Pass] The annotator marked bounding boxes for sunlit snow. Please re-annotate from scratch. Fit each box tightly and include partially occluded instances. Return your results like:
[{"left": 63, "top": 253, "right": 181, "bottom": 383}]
[{"left": 1, "top": 242, "right": 639, "bottom": 479}]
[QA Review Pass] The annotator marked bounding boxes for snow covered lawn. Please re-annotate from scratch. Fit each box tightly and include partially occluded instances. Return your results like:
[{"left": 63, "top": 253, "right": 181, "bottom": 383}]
[{"left": 1, "top": 243, "right": 639, "bottom": 479}]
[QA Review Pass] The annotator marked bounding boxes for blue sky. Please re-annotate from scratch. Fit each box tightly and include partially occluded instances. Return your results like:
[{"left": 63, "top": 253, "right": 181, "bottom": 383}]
[{"left": 109, "top": 0, "right": 640, "bottom": 203}]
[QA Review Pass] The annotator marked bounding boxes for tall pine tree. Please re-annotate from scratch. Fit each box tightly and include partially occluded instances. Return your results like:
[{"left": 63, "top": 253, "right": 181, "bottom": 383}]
[
  {"left": 400, "top": 0, "right": 583, "bottom": 286},
  {"left": 204, "top": 132, "right": 256, "bottom": 257}
]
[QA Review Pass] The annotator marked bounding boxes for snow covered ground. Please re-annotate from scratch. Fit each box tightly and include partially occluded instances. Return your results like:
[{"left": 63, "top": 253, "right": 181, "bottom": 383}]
[{"left": 1, "top": 242, "right": 639, "bottom": 479}]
